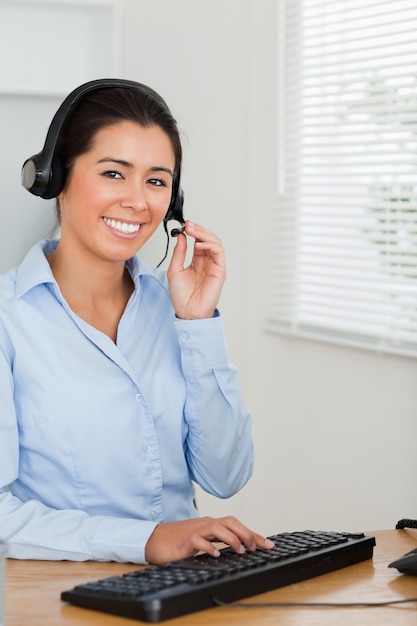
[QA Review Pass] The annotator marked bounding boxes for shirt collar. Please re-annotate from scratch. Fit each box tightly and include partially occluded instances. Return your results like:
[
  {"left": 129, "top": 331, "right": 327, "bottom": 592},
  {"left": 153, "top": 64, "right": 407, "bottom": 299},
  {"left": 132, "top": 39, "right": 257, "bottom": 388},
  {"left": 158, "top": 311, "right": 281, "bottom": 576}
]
[
  {"left": 14, "top": 239, "right": 165, "bottom": 300},
  {"left": 14, "top": 239, "right": 58, "bottom": 299}
]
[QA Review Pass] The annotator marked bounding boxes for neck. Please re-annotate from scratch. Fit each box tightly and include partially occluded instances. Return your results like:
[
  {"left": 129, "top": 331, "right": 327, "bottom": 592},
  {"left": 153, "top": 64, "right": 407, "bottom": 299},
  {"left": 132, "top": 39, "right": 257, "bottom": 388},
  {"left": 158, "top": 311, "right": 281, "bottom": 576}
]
[{"left": 47, "top": 242, "right": 134, "bottom": 342}]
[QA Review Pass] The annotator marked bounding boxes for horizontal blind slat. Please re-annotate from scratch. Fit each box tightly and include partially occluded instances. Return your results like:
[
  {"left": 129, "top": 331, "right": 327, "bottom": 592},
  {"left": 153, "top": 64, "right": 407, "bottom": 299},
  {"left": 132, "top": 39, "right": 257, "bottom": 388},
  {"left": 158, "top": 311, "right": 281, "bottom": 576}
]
[{"left": 267, "top": 0, "right": 417, "bottom": 357}]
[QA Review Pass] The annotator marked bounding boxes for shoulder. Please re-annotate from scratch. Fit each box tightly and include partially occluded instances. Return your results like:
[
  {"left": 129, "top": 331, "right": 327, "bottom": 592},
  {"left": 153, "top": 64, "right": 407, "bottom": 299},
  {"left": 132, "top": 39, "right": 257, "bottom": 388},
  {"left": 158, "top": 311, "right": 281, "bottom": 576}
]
[
  {"left": 0, "top": 265, "right": 18, "bottom": 301},
  {"left": 0, "top": 239, "right": 56, "bottom": 304}
]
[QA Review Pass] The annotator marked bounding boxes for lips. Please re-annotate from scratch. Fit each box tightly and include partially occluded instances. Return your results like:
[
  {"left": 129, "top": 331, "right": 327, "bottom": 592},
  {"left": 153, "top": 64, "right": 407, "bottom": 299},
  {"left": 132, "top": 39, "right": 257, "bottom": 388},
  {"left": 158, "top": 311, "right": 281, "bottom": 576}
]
[{"left": 102, "top": 217, "right": 141, "bottom": 234}]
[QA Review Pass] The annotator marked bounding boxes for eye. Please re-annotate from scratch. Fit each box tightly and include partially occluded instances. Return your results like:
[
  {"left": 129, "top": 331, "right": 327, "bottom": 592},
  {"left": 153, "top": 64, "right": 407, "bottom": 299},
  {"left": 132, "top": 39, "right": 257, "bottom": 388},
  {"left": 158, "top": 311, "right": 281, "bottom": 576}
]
[
  {"left": 147, "top": 177, "right": 167, "bottom": 187},
  {"left": 102, "top": 170, "right": 124, "bottom": 180}
]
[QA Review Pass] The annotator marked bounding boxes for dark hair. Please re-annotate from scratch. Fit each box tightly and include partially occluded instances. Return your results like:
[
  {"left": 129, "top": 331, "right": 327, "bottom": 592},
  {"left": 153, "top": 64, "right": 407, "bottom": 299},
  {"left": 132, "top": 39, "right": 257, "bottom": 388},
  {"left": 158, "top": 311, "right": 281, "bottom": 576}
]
[{"left": 54, "top": 84, "right": 182, "bottom": 219}]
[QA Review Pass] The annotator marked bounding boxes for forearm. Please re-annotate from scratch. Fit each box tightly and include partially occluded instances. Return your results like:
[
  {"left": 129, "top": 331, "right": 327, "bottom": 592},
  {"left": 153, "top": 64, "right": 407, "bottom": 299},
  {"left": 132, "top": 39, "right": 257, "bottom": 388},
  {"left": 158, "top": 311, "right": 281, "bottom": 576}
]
[
  {"left": 0, "top": 490, "right": 156, "bottom": 563},
  {"left": 175, "top": 315, "right": 254, "bottom": 497}
]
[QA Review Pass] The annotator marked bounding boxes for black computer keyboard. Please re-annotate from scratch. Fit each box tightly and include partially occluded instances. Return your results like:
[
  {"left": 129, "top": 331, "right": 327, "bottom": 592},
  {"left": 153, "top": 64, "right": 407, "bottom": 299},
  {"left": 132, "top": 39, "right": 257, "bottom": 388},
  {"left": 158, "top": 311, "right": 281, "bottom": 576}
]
[{"left": 61, "top": 530, "right": 375, "bottom": 622}]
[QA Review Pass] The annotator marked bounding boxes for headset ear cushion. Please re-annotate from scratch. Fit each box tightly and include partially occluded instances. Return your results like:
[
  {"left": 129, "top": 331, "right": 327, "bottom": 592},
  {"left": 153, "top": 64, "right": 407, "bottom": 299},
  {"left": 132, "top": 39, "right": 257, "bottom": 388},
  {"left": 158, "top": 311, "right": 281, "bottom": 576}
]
[
  {"left": 41, "top": 154, "right": 66, "bottom": 199},
  {"left": 21, "top": 156, "right": 40, "bottom": 194}
]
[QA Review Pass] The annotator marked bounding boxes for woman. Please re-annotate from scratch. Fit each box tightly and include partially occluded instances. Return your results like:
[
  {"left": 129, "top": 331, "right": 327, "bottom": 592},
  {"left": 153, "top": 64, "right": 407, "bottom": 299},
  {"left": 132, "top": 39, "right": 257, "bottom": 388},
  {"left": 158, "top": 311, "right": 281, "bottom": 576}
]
[{"left": 0, "top": 79, "right": 273, "bottom": 564}]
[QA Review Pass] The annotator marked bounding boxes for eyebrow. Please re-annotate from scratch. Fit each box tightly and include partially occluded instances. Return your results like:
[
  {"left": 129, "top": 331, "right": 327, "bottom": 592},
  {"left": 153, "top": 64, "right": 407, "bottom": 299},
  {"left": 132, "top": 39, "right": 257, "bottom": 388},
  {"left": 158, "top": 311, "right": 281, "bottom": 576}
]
[{"left": 97, "top": 158, "right": 174, "bottom": 177}]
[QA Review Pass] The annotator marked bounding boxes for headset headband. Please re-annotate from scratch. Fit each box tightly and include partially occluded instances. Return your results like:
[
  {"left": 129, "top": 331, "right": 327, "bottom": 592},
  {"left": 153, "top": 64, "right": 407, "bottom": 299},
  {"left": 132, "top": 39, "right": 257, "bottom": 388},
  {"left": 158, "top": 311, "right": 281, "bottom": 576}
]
[{"left": 21, "top": 78, "right": 179, "bottom": 200}]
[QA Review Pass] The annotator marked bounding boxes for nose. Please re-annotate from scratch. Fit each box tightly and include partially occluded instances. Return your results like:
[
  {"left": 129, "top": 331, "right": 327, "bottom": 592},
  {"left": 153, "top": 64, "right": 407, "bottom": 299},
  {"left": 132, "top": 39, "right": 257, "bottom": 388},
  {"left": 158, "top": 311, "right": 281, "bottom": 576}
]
[{"left": 120, "top": 179, "right": 148, "bottom": 212}]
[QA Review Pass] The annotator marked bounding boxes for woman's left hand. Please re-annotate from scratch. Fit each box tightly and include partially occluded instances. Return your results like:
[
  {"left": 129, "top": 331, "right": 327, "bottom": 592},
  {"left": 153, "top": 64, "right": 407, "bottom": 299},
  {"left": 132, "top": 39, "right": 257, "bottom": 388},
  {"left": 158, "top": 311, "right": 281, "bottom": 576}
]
[{"left": 167, "top": 221, "right": 226, "bottom": 320}]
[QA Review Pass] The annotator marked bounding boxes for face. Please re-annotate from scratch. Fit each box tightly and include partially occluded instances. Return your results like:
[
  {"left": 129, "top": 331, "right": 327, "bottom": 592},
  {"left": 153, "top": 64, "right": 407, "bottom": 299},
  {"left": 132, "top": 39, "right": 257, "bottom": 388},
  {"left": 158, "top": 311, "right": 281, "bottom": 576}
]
[{"left": 57, "top": 120, "right": 175, "bottom": 264}]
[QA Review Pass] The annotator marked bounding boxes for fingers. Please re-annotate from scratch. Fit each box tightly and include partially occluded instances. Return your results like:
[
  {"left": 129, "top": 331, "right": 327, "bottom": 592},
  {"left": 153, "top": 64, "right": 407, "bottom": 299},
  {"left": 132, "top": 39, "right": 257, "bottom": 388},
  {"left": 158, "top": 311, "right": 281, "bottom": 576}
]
[
  {"left": 185, "top": 221, "right": 225, "bottom": 266},
  {"left": 168, "top": 227, "right": 187, "bottom": 274},
  {"left": 167, "top": 220, "right": 220, "bottom": 278},
  {"left": 207, "top": 516, "right": 274, "bottom": 554},
  {"left": 173, "top": 221, "right": 225, "bottom": 263},
  {"left": 166, "top": 220, "right": 226, "bottom": 320},
  {"left": 184, "top": 220, "right": 219, "bottom": 244},
  {"left": 145, "top": 517, "right": 274, "bottom": 565}
]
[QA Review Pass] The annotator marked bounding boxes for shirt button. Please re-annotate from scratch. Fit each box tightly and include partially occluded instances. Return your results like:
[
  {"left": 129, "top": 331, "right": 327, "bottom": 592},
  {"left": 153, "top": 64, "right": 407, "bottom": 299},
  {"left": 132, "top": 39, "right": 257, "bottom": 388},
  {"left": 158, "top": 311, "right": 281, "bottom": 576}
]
[
  {"left": 151, "top": 511, "right": 158, "bottom": 520},
  {"left": 146, "top": 467, "right": 154, "bottom": 476},
  {"left": 135, "top": 394, "right": 142, "bottom": 401},
  {"left": 143, "top": 444, "right": 152, "bottom": 453},
  {"left": 181, "top": 332, "right": 188, "bottom": 341}
]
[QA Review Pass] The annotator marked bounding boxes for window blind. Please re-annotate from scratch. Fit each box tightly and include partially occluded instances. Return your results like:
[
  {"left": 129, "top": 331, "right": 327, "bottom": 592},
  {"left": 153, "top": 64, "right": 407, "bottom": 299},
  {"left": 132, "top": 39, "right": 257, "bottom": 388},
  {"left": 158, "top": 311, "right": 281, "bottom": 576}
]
[{"left": 266, "top": 0, "right": 417, "bottom": 357}]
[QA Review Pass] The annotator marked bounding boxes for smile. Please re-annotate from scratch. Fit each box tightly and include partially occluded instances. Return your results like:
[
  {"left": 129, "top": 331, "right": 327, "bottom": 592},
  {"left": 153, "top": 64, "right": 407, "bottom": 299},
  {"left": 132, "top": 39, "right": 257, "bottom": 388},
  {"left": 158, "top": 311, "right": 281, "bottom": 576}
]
[{"left": 102, "top": 217, "right": 141, "bottom": 234}]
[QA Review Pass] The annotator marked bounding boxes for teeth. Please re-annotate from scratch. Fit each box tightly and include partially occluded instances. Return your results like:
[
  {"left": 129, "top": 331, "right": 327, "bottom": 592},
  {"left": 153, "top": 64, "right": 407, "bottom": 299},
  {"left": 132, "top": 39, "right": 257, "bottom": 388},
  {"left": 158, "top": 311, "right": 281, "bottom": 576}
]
[{"left": 103, "top": 217, "right": 140, "bottom": 234}]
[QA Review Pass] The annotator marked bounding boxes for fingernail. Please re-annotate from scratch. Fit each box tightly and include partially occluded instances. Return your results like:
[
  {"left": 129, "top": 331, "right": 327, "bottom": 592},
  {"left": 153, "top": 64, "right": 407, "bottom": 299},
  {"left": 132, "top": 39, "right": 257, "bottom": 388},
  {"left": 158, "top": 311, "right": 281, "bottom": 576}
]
[
  {"left": 238, "top": 544, "right": 246, "bottom": 554},
  {"left": 265, "top": 539, "right": 275, "bottom": 549}
]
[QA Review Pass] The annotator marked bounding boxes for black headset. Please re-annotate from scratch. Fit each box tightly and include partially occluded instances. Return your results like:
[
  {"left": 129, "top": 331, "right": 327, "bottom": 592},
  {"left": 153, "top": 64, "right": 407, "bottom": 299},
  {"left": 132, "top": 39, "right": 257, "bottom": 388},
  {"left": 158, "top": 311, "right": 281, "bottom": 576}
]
[{"left": 21, "top": 78, "right": 185, "bottom": 246}]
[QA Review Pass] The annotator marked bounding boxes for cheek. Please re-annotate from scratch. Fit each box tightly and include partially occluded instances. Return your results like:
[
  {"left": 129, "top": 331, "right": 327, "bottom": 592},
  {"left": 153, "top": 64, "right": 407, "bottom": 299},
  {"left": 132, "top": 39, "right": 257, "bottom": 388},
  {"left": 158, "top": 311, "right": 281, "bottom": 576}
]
[
  {"left": 62, "top": 175, "right": 114, "bottom": 216},
  {"left": 153, "top": 191, "right": 173, "bottom": 221},
  {"left": 75, "top": 175, "right": 111, "bottom": 203},
  {"left": 154, "top": 203, "right": 169, "bottom": 223}
]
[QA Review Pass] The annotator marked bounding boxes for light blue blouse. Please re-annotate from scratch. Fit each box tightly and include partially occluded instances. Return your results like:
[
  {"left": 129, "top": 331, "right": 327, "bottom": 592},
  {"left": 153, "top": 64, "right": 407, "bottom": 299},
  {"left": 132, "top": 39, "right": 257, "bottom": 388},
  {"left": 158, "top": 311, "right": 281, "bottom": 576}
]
[{"left": 0, "top": 240, "right": 253, "bottom": 563}]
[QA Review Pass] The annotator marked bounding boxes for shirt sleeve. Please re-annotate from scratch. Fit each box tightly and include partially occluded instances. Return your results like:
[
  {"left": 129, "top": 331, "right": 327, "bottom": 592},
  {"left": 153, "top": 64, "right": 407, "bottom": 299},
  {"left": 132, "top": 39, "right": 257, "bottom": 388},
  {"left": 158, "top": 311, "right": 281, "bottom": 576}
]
[
  {"left": 0, "top": 330, "right": 156, "bottom": 564},
  {"left": 174, "top": 312, "right": 254, "bottom": 497},
  {"left": 0, "top": 489, "right": 157, "bottom": 563}
]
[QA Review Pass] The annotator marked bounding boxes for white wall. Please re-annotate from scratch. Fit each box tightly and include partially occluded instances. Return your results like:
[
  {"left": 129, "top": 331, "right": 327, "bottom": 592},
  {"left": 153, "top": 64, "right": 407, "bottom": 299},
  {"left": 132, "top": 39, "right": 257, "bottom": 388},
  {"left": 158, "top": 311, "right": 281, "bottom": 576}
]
[
  {"left": 2, "top": 0, "right": 416, "bottom": 535},
  {"left": 0, "top": 0, "right": 120, "bottom": 272},
  {"left": 121, "top": 0, "right": 417, "bottom": 535}
]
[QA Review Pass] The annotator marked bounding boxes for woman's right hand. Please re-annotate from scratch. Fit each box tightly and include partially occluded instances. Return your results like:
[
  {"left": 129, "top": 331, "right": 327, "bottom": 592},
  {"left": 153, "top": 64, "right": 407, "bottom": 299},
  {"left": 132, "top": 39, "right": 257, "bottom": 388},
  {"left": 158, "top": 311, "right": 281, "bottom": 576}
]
[
  {"left": 167, "top": 221, "right": 226, "bottom": 321},
  {"left": 144, "top": 515, "right": 275, "bottom": 565}
]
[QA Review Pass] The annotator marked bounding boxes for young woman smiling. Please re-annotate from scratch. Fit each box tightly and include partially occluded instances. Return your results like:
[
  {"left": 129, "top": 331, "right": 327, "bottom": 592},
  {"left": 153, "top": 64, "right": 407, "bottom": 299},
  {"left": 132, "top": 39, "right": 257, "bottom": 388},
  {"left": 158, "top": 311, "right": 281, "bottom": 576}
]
[{"left": 0, "top": 79, "right": 273, "bottom": 565}]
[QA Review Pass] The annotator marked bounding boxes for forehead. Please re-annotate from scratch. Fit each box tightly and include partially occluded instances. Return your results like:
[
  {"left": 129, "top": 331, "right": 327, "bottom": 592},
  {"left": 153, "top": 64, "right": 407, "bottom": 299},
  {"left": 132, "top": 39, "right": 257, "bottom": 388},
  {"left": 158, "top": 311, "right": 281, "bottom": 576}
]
[{"left": 89, "top": 121, "right": 175, "bottom": 164}]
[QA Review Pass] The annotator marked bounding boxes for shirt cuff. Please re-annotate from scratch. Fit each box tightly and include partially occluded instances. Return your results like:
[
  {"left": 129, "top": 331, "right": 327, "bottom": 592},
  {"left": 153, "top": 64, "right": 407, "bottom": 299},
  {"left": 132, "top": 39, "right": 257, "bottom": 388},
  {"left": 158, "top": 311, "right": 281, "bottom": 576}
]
[
  {"left": 90, "top": 517, "right": 158, "bottom": 564},
  {"left": 174, "top": 312, "right": 229, "bottom": 370}
]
